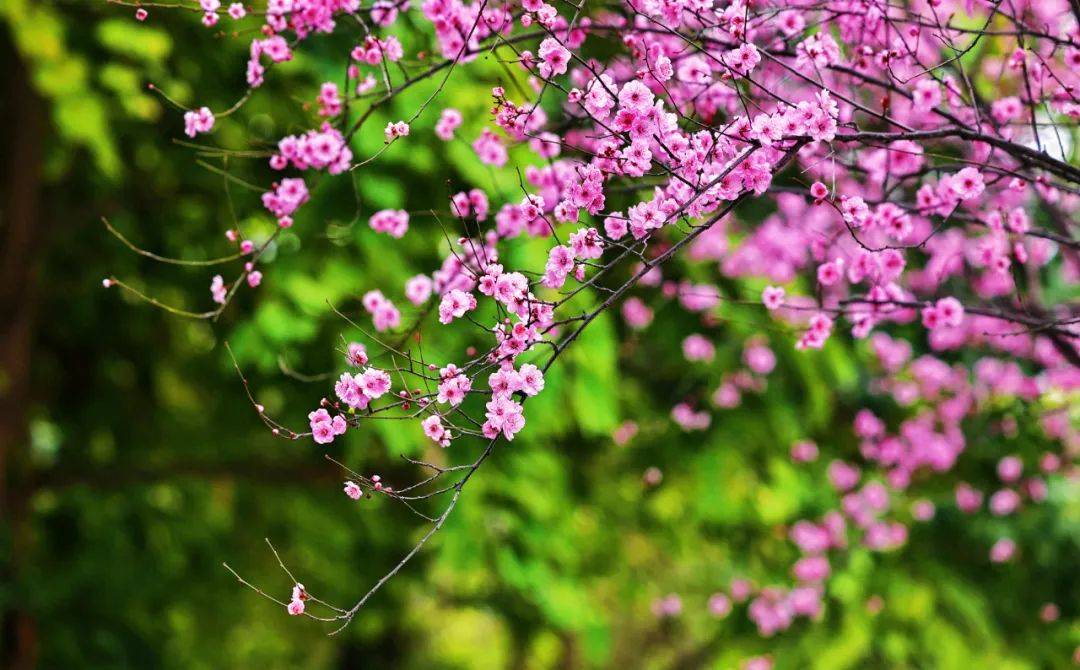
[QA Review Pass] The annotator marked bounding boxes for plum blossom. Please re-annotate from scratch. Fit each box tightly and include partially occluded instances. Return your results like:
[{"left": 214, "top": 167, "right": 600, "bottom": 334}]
[
  {"left": 384, "top": 120, "right": 410, "bottom": 142},
  {"left": 183, "top": 107, "right": 214, "bottom": 138},
  {"left": 537, "top": 37, "right": 570, "bottom": 78},
  {"left": 369, "top": 209, "right": 409, "bottom": 238},
  {"left": 422, "top": 415, "right": 450, "bottom": 446},
  {"left": 309, "top": 408, "right": 347, "bottom": 445},
  {"left": 438, "top": 289, "right": 477, "bottom": 324},
  {"left": 435, "top": 108, "right": 462, "bottom": 140}
]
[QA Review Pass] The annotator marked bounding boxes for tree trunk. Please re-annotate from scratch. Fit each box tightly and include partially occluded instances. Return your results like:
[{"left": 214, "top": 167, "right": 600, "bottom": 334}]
[{"left": 0, "top": 27, "right": 47, "bottom": 670}]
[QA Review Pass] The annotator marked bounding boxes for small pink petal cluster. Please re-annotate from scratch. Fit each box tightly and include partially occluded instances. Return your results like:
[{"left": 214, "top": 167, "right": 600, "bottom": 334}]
[
  {"left": 351, "top": 35, "right": 403, "bottom": 65},
  {"left": 261, "top": 178, "right": 309, "bottom": 226},
  {"left": 437, "top": 289, "right": 477, "bottom": 325},
  {"left": 272, "top": 124, "right": 353, "bottom": 174},
  {"left": 384, "top": 121, "right": 410, "bottom": 143},
  {"left": 450, "top": 189, "right": 489, "bottom": 221},
  {"left": 436, "top": 364, "right": 472, "bottom": 407},
  {"left": 435, "top": 108, "right": 462, "bottom": 140},
  {"left": 361, "top": 290, "right": 401, "bottom": 331},
  {"left": 334, "top": 367, "right": 391, "bottom": 409},
  {"left": 671, "top": 402, "right": 710, "bottom": 431},
  {"left": 343, "top": 481, "right": 362, "bottom": 499},
  {"left": 286, "top": 583, "right": 307, "bottom": 615},
  {"left": 183, "top": 106, "right": 214, "bottom": 138},
  {"left": 210, "top": 275, "right": 227, "bottom": 304},
  {"left": 308, "top": 408, "right": 347, "bottom": 445},
  {"left": 368, "top": 209, "right": 409, "bottom": 238}
]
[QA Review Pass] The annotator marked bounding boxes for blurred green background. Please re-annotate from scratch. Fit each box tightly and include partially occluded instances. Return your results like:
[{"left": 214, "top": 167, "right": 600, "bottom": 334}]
[{"left": 1, "top": 2, "right": 1078, "bottom": 668}]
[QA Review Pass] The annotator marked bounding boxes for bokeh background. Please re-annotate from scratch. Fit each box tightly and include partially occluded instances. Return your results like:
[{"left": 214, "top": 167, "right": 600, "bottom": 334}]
[{"left": 1, "top": 2, "right": 1079, "bottom": 668}]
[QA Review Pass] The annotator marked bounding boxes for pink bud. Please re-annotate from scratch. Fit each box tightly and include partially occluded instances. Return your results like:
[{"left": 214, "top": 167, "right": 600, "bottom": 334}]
[
  {"left": 989, "top": 538, "right": 1016, "bottom": 563},
  {"left": 1040, "top": 603, "right": 1059, "bottom": 622},
  {"left": 997, "top": 456, "right": 1022, "bottom": 483},
  {"left": 790, "top": 440, "right": 818, "bottom": 462}
]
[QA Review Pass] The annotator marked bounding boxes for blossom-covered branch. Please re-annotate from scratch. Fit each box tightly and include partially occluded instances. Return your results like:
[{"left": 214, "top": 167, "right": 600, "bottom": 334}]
[{"left": 106, "top": 0, "right": 1079, "bottom": 648}]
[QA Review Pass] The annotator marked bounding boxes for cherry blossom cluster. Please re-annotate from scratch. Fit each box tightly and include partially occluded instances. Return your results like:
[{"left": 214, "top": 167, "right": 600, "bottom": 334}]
[{"left": 109, "top": 0, "right": 1080, "bottom": 654}]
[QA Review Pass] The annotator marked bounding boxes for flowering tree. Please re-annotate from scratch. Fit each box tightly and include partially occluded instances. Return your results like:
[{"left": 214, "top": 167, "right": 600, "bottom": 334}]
[{"left": 105, "top": 0, "right": 1079, "bottom": 654}]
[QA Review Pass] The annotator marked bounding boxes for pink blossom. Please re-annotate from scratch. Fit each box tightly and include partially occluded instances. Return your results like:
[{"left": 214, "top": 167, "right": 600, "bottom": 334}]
[
  {"left": 369, "top": 209, "right": 409, "bottom": 238},
  {"left": 347, "top": 342, "right": 368, "bottom": 367},
  {"left": 761, "top": 286, "right": 785, "bottom": 310},
  {"left": 437, "top": 371, "right": 472, "bottom": 406},
  {"left": 708, "top": 593, "right": 732, "bottom": 618},
  {"left": 384, "top": 120, "right": 410, "bottom": 142},
  {"left": 317, "top": 82, "right": 342, "bottom": 117},
  {"left": 712, "top": 381, "right": 741, "bottom": 408},
  {"left": 359, "top": 368, "right": 391, "bottom": 399},
  {"left": 682, "top": 334, "right": 715, "bottom": 362},
  {"left": 612, "top": 421, "right": 638, "bottom": 446},
  {"left": 309, "top": 408, "right": 347, "bottom": 445},
  {"left": 790, "top": 440, "right": 819, "bottom": 463},
  {"left": 622, "top": 297, "right": 653, "bottom": 328},
  {"left": 262, "top": 178, "right": 309, "bottom": 221},
  {"left": 997, "top": 455, "right": 1023, "bottom": 483},
  {"left": 989, "top": 488, "right": 1021, "bottom": 516},
  {"left": 743, "top": 342, "right": 776, "bottom": 375},
  {"left": 473, "top": 129, "right": 507, "bottom": 166},
  {"left": 912, "top": 79, "right": 942, "bottom": 111},
  {"left": 956, "top": 483, "right": 984, "bottom": 513},
  {"left": 335, "top": 373, "right": 368, "bottom": 409},
  {"left": 949, "top": 167, "right": 985, "bottom": 201},
  {"left": 817, "top": 260, "right": 844, "bottom": 286},
  {"left": 438, "top": 289, "right": 477, "bottom": 324},
  {"left": 911, "top": 500, "right": 935, "bottom": 521},
  {"left": 671, "top": 402, "right": 710, "bottom": 431},
  {"left": 183, "top": 107, "right": 215, "bottom": 138},
  {"left": 742, "top": 656, "right": 773, "bottom": 670},
  {"left": 935, "top": 297, "right": 964, "bottom": 327},
  {"left": 651, "top": 593, "right": 682, "bottom": 618},
  {"left": 989, "top": 538, "right": 1017, "bottom": 563},
  {"left": 1040, "top": 603, "right": 1060, "bottom": 623},
  {"left": 210, "top": 275, "right": 227, "bottom": 304},
  {"left": 484, "top": 396, "right": 525, "bottom": 440},
  {"left": 723, "top": 42, "right": 760, "bottom": 75},
  {"left": 422, "top": 415, "right": 449, "bottom": 446},
  {"left": 405, "top": 275, "right": 433, "bottom": 304},
  {"left": 793, "top": 555, "right": 830, "bottom": 583},
  {"left": 537, "top": 37, "right": 570, "bottom": 78},
  {"left": 827, "top": 460, "right": 861, "bottom": 491},
  {"left": 796, "top": 32, "right": 841, "bottom": 68},
  {"left": 435, "top": 108, "right": 462, "bottom": 141},
  {"left": 730, "top": 578, "right": 754, "bottom": 603},
  {"left": 1025, "top": 477, "right": 1048, "bottom": 502},
  {"left": 344, "top": 481, "right": 362, "bottom": 499},
  {"left": 517, "top": 364, "right": 545, "bottom": 396}
]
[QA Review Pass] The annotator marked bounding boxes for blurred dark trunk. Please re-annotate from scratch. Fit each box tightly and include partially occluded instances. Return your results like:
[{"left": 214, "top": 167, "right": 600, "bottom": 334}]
[{"left": 0, "top": 28, "right": 46, "bottom": 670}]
